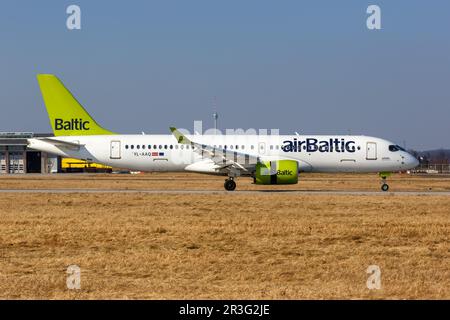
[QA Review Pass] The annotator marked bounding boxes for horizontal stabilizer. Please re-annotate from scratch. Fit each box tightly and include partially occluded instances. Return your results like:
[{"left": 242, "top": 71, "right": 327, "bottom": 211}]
[{"left": 34, "top": 137, "right": 84, "bottom": 148}]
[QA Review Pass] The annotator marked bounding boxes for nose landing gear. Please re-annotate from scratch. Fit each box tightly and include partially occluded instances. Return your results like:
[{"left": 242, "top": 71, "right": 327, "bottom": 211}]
[
  {"left": 224, "top": 178, "right": 236, "bottom": 191},
  {"left": 379, "top": 172, "right": 391, "bottom": 192}
]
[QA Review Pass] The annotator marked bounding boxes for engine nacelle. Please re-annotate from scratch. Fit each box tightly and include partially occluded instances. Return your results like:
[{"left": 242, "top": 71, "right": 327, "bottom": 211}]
[{"left": 255, "top": 160, "right": 298, "bottom": 185}]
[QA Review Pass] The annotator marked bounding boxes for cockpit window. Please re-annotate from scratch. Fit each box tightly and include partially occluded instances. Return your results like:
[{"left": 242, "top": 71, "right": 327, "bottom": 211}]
[
  {"left": 389, "top": 145, "right": 399, "bottom": 152},
  {"left": 389, "top": 145, "right": 406, "bottom": 152}
]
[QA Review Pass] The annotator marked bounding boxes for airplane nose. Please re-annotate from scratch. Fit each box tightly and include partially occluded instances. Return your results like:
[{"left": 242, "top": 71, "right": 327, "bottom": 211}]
[
  {"left": 407, "top": 154, "right": 419, "bottom": 168},
  {"left": 401, "top": 152, "right": 419, "bottom": 169}
]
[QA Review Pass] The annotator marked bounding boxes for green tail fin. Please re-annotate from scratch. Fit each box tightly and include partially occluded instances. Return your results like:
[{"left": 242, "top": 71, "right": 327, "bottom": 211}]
[{"left": 37, "top": 74, "right": 115, "bottom": 136}]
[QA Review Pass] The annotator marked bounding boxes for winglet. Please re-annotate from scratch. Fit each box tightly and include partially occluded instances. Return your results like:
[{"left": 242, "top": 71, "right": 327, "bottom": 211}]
[{"left": 170, "top": 127, "right": 191, "bottom": 144}]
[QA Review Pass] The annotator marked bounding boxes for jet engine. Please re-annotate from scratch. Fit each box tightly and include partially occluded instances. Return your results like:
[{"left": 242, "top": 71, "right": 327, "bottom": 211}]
[{"left": 254, "top": 160, "right": 298, "bottom": 185}]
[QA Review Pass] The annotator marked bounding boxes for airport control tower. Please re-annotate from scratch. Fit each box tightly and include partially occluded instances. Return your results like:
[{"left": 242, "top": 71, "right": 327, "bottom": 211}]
[
  {"left": 213, "top": 111, "right": 218, "bottom": 132},
  {"left": 212, "top": 96, "right": 219, "bottom": 133}
]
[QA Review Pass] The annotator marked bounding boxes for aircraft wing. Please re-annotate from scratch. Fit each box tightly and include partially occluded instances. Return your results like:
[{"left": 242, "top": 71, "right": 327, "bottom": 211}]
[{"left": 170, "top": 127, "right": 258, "bottom": 173}]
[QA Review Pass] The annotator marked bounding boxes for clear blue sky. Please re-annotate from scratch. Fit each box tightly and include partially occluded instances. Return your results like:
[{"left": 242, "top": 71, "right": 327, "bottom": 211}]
[{"left": 1, "top": 0, "right": 449, "bottom": 150}]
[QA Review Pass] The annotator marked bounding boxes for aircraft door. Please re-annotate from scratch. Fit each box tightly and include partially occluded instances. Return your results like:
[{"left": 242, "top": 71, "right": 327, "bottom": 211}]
[
  {"left": 110, "top": 140, "right": 121, "bottom": 159},
  {"left": 366, "top": 142, "right": 377, "bottom": 160}
]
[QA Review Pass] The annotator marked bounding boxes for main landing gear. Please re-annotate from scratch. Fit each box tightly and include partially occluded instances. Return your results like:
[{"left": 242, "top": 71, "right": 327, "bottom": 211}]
[
  {"left": 224, "top": 178, "right": 236, "bottom": 191},
  {"left": 379, "top": 172, "right": 391, "bottom": 192}
]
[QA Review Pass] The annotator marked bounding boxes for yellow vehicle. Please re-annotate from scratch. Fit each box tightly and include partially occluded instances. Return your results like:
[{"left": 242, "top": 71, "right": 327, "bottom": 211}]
[{"left": 62, "top": 158, "right": 112, "bottom": 173}]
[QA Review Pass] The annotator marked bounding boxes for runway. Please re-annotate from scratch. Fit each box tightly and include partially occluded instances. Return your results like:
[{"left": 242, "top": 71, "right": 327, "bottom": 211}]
[
  {"left": 1, "top": 188, "right": 449, "bottom": 196},
  {"left": 1, "top": 175, "right": 449, "bottom": 300}
]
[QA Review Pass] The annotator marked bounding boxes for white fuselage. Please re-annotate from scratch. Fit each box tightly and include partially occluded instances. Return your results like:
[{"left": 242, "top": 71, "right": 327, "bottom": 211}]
[{"left": 28, "top": 134, "right": 419, "bottom": 175}]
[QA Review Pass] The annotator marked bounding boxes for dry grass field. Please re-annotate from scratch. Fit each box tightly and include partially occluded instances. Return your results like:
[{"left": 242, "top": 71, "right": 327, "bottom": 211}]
[{"left": 0, "top": 173, "right": 449, "bottom": 299}]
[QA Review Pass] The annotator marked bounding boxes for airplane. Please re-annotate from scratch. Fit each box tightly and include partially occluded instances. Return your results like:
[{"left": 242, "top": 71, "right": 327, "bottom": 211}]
[{"left": 28, "top": 74, "right": 419, "bottom": 191}]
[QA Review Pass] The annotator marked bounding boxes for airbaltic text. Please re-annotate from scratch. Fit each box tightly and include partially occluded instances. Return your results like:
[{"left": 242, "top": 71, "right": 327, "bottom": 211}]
[
  {"left": 282, "top": 138, "right": 357, "bottom": 153},
  {"left": 55, "top": 118, "right": 90, "bottom": 131}
]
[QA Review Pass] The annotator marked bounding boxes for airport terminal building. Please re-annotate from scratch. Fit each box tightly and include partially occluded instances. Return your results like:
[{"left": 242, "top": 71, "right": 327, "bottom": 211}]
[
  {"left": 0, "top": 132, "right": 113, "bottom": 174},
  {"left": 0, "top": 132, "right": 60, "bottom": 174}
]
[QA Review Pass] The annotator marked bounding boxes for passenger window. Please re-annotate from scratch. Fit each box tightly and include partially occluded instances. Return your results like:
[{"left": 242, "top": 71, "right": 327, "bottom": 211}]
[
  {"left": 270, "top": 145, "right": 273, "bottom": 150},
  {"left": 148, "top": 145, "right": 151, "bottom": 149},
  {"left": 125, "top": 145, "right": 129, "bottom": 149},
  {"left": 251, "top": 145, "right": 254, "bottom": 150},
  {"left": 241, "top": 145, "right": 245, "bottom": 150},
  {"left": 159, "top": 145, "right": 162, "bottom": 149},
  {"left": 170, "top": 145, "right": 173, "bottom": 149},
  {"left": 142, "top": 145, "right": 145, "bottom": 149},
  {"left": 131, "top": 145, "right": 134, "bottom": 149}
]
